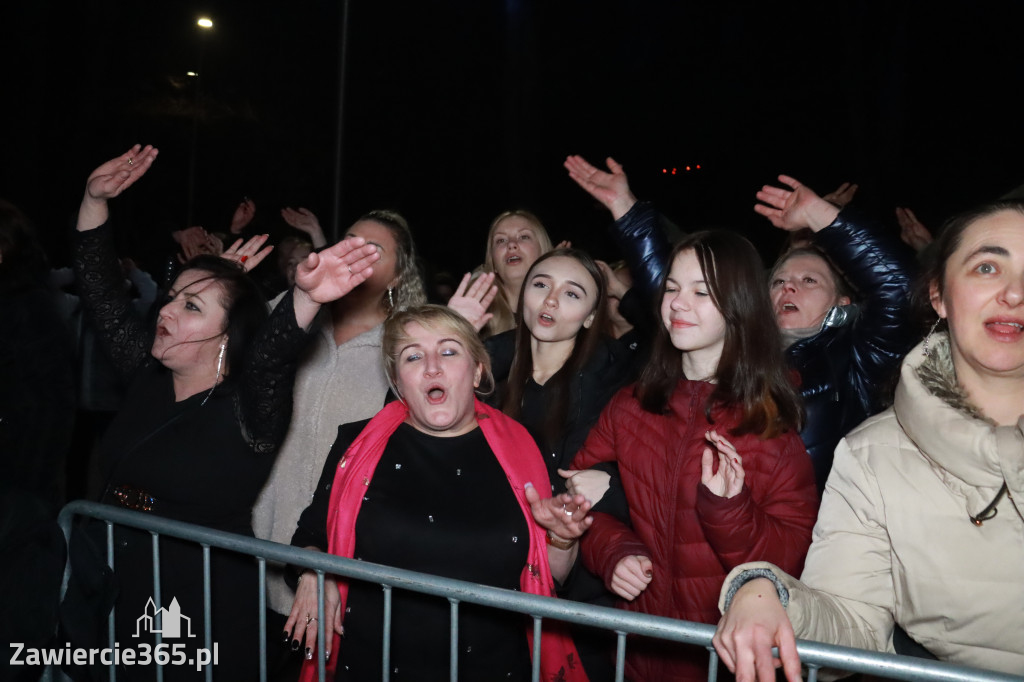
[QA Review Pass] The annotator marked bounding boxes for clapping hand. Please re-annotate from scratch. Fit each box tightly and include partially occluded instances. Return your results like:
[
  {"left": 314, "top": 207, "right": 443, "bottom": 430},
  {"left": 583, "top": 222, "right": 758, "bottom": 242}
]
[
  {"left": 701, "top": 430, "right": 745, "bottom": 498},
  {"left": 446, "top": 272, "right": 498, "bottom": 332},
  {"left": 564, "top": 155, "right": 638, "bottom": 220}
]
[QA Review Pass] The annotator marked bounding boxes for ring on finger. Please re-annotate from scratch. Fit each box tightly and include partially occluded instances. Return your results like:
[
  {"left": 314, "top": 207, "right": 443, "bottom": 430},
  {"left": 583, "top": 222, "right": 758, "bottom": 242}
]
[{"left": 305, "top": 615, "right": 317, "bottom": 625}]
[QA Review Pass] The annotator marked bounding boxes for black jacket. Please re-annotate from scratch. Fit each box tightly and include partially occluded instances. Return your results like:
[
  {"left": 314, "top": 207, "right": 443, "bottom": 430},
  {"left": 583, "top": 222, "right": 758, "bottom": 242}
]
[{"left": 785, "top": 209, "right": 917, "bottom": 489}]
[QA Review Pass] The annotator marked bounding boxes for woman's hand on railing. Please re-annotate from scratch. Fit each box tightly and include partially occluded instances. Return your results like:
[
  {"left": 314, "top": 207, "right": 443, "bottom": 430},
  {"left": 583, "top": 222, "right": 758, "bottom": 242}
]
[
  {"left": 285, "top": 569, "right": 343, "bottom": 661},
  {"left": 712, "top": 578, "right": 802, "bottom": 682}
]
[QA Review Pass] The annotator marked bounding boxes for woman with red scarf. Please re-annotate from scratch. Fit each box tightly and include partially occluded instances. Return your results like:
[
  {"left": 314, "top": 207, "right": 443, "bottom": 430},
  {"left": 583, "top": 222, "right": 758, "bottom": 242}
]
[{"left": 288, "top": 305, "right": 591, "bottom": 682}]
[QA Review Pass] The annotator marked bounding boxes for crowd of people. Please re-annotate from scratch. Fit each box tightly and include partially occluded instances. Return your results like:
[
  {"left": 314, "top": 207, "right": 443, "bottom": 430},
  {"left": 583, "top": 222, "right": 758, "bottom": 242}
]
[{"left": 2, "top": 142, "right": 1023, "bottom": 682}]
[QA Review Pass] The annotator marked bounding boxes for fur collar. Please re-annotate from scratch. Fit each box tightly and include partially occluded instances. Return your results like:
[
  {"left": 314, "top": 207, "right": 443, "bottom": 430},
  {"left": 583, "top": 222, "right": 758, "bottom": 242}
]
[{"left": 914, "top": 332, "right": 995, "bottom": 426}]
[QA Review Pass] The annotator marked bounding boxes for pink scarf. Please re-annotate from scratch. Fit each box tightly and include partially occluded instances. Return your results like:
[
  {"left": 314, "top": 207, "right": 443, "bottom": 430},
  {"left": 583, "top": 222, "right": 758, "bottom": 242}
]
[{"left": 298, "top": 399, "right": 588, "bottom": 682}]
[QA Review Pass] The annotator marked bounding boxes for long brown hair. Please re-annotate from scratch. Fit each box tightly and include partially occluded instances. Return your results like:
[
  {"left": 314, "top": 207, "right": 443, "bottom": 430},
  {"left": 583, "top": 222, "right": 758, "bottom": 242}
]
[
  {"left": 501, "top": 249, "right": 608, "bottom": 447},
  {"left": 635, "top": 231, "right": 802, "bottom": 438}
]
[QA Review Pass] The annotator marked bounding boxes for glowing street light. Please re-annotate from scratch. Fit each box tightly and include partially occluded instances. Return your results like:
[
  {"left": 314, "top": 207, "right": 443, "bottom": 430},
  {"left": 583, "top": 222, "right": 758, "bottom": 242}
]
[{"left": 197, "top": 17, "right": 213, "bottom": 29}]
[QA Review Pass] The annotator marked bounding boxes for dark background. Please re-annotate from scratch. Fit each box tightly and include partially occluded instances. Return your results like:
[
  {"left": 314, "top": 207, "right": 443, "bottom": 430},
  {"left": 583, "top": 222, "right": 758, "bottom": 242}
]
[{"left": 3, "top": 0, "right": 1024, "bottom": 282}]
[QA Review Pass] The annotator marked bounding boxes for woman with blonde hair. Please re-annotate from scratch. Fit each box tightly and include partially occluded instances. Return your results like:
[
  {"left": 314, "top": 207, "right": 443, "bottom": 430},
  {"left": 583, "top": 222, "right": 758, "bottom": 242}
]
[{"left": 479, "top": 209, "right": 554, "bottom": 336}]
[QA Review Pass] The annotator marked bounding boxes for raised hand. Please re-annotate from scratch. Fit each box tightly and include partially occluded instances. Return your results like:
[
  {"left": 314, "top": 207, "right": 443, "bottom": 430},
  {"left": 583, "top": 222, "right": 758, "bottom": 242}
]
[
  {"left": 754, "top": 175, "right": 839, "bottom": 233},
  {"left": 222, "top": 233, "right": 274, "bottom": 272},
  {"left": 84, "top": 144, "right": 159, "bottom": 202},
  {"left": 446, "top": 272, "right": 498, "bottom": 332},
  {"left": 78, "top": 145, "right": 159, "bottom": 232},
  {"left": 610, "top": 555, "right": 653, "bottom": 601},
  {"left": 229, "top": 197, "right": 256, "bottom": 235},
  {"left": 700, "top": 430, "right": 745, "bottom": 498},
  {"left": 596, "top": 260, "right": 629, "bottom": 299},
  {"left": 282, "top": 206, "right": 327, "bottom": 248},
  {"left": 292, "top": 236, "right": 381, "bottom": 329},
  {"left": 896, "top": 207, "right": 932, "bottom": 252},
  {"left": 285, "top": 569, "right": 343, "bottom": 662},
  {"left": 821, "top": 181, "right": 859, "bottom": 208},
  {"left": 713, "top": 578, "right": 802, "bottom": 682},
  {"left": 557, "top": 468, "right": 611, "bottom": 505},
  {"left": 564, "top": 155, "right": 638, "bottom": 220}
]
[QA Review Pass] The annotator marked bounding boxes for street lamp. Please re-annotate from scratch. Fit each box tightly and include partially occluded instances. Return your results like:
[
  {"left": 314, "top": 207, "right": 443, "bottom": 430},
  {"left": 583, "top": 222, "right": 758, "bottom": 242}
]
[{"left": 186, "top": 17, "right": 214, "bottom": 226}]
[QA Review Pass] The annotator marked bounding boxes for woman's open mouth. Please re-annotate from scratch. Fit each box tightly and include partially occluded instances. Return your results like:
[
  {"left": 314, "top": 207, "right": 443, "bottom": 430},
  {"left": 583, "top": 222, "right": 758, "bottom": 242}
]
[{"left": 426, "top": 385, "right": 447, "bottom": 404}]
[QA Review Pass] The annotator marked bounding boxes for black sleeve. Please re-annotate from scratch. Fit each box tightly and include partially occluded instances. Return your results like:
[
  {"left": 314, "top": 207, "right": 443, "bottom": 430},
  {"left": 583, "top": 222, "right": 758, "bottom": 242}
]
[
  {"left": 70, "top": 223, "right": 152, "bottom": 379},
  {"left": 235, "top": 289, "right": 314, "bottom": 455}
]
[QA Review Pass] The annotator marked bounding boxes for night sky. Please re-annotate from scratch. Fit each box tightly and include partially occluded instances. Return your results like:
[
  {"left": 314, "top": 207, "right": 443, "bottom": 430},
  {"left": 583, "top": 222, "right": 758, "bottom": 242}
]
[{"left": 3, "top": 1, "right": 1024, "bottom": 283}]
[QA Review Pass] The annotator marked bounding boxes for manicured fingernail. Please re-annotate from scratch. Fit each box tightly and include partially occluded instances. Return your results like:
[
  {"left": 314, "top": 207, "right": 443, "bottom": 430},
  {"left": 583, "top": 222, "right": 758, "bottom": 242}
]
[
  {"left": 282, "top": 631, "right": 290, "bottom": 643},
  {"left": 305, "top": 648, "right": 313, "bottom": 660},
  {"left": 291, "top": 640, "right": 300, "bottom": 651}
]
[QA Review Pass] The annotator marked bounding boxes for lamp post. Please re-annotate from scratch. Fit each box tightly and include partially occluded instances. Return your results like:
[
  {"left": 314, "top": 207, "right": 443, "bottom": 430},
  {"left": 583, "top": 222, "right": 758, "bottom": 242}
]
[{"left": 185, "top": 17, "right": 214, "bottom": 227}]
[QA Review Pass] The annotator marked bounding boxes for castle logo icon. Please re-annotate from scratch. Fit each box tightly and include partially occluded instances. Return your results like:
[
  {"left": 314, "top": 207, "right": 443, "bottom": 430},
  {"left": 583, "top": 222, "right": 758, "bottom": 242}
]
[{"left": 133, "top": 597, "right": 196, "bottom": 638}]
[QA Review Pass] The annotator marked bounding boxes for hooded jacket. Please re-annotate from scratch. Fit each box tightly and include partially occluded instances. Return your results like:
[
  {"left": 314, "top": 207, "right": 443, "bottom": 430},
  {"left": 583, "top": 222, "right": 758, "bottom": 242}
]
[{"left": 721, "top": 335, "right": 1024, "bottom": 674}]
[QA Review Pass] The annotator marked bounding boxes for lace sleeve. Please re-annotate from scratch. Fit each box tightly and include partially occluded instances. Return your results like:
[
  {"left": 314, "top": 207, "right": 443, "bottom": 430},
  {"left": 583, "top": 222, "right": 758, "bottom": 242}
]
[
  {"left": 236, "top": 289, "right": 313, "bottom": 455},
  {"left": 71, "top": 223, "right": 153, "bottom": 378}
]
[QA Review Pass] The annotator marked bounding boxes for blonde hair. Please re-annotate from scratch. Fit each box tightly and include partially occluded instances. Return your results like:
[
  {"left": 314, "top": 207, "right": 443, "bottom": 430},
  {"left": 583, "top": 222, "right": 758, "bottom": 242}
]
[
  {"left": 382, "top": 305, "right": 495, "bottom": 399},
  {"left": 480, "top": 210, "right": 553, "bottom": 336}
]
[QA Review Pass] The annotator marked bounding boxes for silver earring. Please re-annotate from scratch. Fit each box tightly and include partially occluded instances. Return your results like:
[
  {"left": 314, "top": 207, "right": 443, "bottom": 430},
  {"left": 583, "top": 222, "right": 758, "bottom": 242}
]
[
  {"left": 215, "top": 342, "right": 226, "bottom": 382},
  {"left": 922, "top": 318, "right": 941, "bottom": 357},
  {"left": 387, "top": 287, "right": 395, "bottom": 309}
]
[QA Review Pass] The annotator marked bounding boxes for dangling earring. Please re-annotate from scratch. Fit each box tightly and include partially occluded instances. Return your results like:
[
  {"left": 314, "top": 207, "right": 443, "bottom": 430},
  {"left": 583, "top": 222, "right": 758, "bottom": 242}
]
[
  {"left": 922, "top": 318, "right": 941, "bottom": 357},
  {"left": 387, "top": 287, "right": 395, "bottom": 310},
  {"left": 201, "top": 341, "right": 227, "bottom": 407},
  {"left": 215, "top": 341, "right": 226, "bottom": 382}
]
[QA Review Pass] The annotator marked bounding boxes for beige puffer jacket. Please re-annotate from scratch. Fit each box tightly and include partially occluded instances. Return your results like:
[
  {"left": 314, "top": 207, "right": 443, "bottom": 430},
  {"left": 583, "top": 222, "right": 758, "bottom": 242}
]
[{"left": 721, "top": 333, "right": 1024, "bottom": 675}]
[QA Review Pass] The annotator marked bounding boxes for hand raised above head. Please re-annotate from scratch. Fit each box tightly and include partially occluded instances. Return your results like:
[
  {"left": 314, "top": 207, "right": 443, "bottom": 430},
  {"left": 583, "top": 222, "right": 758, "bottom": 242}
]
[
  {"left": 564, "top": 155, "right": 637, "bottom": 220},
  {"left": 294, "top": 236, "right": 381, "bottom": 304},
  {"left": 85, "top": 144, "right": 159, "bottom": 202},
  {"left": 230, "top": 197, "right": 256, "bottom": 235},
  {"left": 446, "top": 271, "right": 497, "bottom": 332},
  {"left": 754, "top": 175, "right": 839, "bottom": 233},
  {"left": 222, "top": 234, "right": 274, "bottom": 272}
]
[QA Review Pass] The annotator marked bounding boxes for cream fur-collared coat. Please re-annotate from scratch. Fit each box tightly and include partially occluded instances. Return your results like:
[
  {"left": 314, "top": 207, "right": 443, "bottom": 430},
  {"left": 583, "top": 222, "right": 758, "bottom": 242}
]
[{"left": 722, "top": 333, "right": 1024, "bottom": 674}]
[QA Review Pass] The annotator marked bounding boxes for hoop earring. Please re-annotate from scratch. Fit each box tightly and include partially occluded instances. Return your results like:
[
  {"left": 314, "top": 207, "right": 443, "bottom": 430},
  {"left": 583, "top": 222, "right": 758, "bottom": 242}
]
[
  {"left": 922, "top": 318, "right": 941, "bottom": 357},
  {"left": 387, "top": 287, "right": 395, "bottom": 309}
]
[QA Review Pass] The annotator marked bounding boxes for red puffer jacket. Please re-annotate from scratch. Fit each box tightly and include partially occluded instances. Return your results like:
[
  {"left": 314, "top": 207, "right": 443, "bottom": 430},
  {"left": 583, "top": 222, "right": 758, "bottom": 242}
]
[{"left": 573, "top": 381, "right": 818, "bottom": 681}]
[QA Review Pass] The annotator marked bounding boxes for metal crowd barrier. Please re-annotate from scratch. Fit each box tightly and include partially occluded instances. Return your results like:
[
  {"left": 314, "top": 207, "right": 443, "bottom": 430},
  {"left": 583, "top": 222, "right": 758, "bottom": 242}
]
[{"left": 45, "top": 500, "right": 1021, "bottom": 682}]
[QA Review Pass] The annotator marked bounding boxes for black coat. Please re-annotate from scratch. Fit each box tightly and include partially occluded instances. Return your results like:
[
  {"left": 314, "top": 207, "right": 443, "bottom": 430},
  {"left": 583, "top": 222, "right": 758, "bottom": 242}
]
[{"left": 785, "top": 209, "right": 917, "bottom": 490}]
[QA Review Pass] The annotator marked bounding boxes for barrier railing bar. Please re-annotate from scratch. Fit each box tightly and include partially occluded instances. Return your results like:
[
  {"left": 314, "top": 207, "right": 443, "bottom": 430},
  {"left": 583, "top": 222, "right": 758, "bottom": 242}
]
[
  {"left": 382, "top": 585, "right": 392, "bottom": 682},
  {"left": 614, "top": 631, "right": 626, "bottom": 682},
  {"left": 151, "top": 531, "right": 163, "bottom": 682},
  {"left": 107, "top": 522, "right": 116, "bottom": 682},
  {"left": 447, "top": 597, "right": 458, "bottom": 682},
  {"left": 706, "top": 647, "right": 719, "bottom": 682},
  {"left": 316, "top": 571, "right": 326, "bottom": 682},
  {"left": 258, "top": 557, "right": 266, "bottom": 682},
  {"left": 201, "top": 544, "right": 213, "bottom": 682},
  {"left": 531, "top": 616, "right": 542, "bottom": 682},
  {"left": 56, "top": 502, "right": 1024, "bottom": 682},
  {"left": 808, "top": 664, "right": 820, "bottom": 682}
]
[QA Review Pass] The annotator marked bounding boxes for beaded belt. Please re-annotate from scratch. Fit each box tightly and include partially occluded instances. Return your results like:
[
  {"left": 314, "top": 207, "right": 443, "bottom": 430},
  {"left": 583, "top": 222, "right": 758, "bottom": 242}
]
[{"left": 106, "top": 484, "right": 157, "bottom": 512}]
